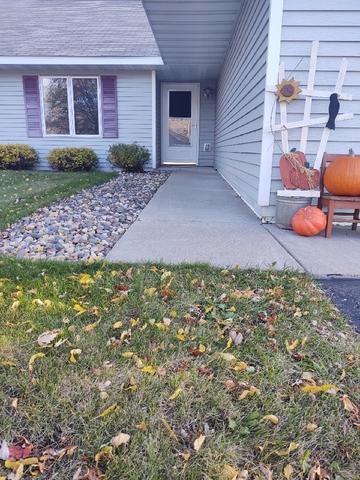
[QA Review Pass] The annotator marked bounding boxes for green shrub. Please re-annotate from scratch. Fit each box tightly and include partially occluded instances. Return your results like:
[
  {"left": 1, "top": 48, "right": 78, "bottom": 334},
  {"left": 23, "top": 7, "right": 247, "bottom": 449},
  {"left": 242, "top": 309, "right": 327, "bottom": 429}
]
[
  {"left": 48, "top": 147, "right": 98, "bottom": 171},
  {"left": 0, "top": 144, "right": 38, "bottom": 169},
  {"left": 108, "top": 143, "right": 150, "bottom": 172}
]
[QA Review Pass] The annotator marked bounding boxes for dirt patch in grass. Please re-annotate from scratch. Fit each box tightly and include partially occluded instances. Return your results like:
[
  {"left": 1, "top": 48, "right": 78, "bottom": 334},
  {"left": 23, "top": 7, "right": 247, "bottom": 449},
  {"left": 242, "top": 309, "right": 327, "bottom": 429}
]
[{"left": 0, "top": 258, "right": 359, "bottom": 479}]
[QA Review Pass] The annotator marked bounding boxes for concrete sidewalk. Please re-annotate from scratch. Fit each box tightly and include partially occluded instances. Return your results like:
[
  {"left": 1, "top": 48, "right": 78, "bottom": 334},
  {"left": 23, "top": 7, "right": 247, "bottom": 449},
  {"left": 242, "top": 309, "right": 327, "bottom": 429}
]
[{"left": 106, "top": 168, "right": 301, "bottom": 270}]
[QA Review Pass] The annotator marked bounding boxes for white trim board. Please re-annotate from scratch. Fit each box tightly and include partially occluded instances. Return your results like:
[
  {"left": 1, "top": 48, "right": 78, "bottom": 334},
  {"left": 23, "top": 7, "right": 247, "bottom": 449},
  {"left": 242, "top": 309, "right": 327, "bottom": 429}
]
[
  {"left": 258, "top": 0, "right": 284, "bottom": 207},
  {"left": 0, "top": 56, "right": 164, "bottom": 66},
  {"left": 151, "top": 70, "right": 157, "bottom": 169}
]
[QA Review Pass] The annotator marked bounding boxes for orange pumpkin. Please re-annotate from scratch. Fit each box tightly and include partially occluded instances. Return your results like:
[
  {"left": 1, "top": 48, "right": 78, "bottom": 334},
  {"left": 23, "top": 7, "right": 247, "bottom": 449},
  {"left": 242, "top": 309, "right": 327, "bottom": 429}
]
[
  {"left": 324, "top": 149, "right": 360, "bottom": 196},
  {"left": 292, "top": 206, "right": 326, "bottom": 237}
]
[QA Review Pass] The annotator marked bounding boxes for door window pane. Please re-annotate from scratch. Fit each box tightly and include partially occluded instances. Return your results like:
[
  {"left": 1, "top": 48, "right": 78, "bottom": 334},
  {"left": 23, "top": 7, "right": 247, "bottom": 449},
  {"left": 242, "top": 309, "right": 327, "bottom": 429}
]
[
  {"left": 169, "top": 91, "right": 191, "bottom": 146},
  {"left": 72, "top": 78, "right": 99, "bottom": 135},
  {"left": 42, "top": 78, "right": 70, "bottom": 135}
]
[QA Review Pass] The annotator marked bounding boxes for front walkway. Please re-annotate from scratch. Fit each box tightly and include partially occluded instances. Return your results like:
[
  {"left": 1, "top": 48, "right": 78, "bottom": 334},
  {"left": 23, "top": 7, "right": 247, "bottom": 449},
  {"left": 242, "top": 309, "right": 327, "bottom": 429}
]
[{"left": 106, "top": 168, "right": 301, "bottom": 270}]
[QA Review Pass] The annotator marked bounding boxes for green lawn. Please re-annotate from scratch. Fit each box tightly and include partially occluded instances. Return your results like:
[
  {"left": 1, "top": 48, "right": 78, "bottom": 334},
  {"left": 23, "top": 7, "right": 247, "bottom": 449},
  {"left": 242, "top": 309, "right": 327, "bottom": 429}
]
[
  {"left": 0, "top": 258, "right": 359, "bottom": 479},
  {"left": 0, "top": 170, "right": 116, "bottom": 229}
]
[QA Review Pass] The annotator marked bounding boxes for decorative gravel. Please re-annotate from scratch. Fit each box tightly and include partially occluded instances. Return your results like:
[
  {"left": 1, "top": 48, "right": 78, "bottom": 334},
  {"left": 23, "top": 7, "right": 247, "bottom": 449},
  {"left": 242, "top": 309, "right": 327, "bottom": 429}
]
[{"left": 0, "top": 172, "right": 169, "bottom": 261}]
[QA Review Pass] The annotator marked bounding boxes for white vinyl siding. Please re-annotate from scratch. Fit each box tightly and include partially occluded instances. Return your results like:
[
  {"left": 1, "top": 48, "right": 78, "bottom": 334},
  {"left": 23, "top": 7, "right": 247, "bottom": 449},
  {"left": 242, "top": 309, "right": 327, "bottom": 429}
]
[
  {"left": 0, "top": 70, "right": 153, "bottom": 169},
  {"left": 268, "top": 0, "right": 360, "bottom": 218},
  {"left": 215, "top": 0, "right": 270, "bottom": 216}
]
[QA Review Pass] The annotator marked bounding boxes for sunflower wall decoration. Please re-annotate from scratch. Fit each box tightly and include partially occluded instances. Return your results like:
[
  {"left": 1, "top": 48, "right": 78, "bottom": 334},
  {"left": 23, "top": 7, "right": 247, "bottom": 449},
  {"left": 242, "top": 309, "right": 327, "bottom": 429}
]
[{"left": 276, "top": 78, "right": 302, "bottom": 103}]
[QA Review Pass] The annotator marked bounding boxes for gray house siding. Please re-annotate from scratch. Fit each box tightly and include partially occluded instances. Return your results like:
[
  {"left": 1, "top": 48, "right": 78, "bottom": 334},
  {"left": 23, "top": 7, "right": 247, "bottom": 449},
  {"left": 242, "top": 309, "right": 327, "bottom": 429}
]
[
  {"left": 269, "top": 0, "right": 360, "bottom": 215},
  {"left": 214, "top": 0, "right": 270, "bottom": 215},
  {"left": 0, "top": 70, "right": 153, "bottom": 169}
]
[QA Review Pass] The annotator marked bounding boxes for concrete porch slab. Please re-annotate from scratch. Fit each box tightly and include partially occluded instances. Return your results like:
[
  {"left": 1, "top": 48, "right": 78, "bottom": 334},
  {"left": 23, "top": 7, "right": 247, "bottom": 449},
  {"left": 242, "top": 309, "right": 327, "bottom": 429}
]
[
  {"left": 106, "top": 168, "right": 301, "bottom": 270},
  {"left": 265, "top": 224, "right": 360, "bottom": 277}
]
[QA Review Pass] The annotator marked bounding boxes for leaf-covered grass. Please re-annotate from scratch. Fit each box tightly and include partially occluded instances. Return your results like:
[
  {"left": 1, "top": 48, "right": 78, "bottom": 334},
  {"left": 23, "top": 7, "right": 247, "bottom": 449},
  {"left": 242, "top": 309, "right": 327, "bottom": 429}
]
[
  {"left": 0, "top": 257, "right": 359, "bottom": 479},
  {"left": 0, "top": 170, "right": 116, "bottom": 229}
]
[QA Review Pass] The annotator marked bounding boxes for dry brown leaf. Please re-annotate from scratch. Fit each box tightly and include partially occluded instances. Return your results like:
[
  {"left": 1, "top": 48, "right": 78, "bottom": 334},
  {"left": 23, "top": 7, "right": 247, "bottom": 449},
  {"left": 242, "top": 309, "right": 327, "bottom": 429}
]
[
  {"left": 308, "top": 462, "right": 331, "bottom": 480},
  {"left": 275, "top": 442, "right": 299, "bottom": 456},
  {"left": 111, "top": 432, "right": 130, "bottom": 447},
  {"left": 283, "top": 464, "right": 294, "bottom": 479},
  {"left": 37, "top": 329, "right": 61, "bottom": 347},
  {"left": 262, "top": 414, "right": 279, "bottom": 425}
]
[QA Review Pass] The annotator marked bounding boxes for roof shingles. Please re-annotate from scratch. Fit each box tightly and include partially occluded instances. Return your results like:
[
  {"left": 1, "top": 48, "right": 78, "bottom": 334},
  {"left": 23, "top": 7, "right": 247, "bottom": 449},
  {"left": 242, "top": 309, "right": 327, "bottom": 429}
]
[{"left": 0, "top": 0, "right": 160, "bottom": 57}]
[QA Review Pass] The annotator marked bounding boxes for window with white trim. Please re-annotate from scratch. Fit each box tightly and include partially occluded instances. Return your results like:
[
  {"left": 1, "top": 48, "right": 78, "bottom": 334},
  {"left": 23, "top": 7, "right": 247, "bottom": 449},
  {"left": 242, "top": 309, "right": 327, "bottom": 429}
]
[{"left": 41, "top": 76, "right": 100, "bottom": 136}]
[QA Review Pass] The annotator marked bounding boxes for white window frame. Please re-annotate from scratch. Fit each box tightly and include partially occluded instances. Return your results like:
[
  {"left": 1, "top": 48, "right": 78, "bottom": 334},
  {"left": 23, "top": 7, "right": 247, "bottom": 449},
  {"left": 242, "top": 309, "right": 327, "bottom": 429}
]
[{"left": 40, "top": 75, "right": 102, "bottom": 138}]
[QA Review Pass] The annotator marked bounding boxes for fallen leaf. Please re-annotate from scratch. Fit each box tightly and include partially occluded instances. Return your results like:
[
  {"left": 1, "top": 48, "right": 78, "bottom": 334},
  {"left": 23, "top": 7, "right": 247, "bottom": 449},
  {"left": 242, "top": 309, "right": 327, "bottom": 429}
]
[
  {"left": 144, "top": 287, "right": 157, "bottom": 297},
  {"left": 168, "top": 387, "right": 182, "bottom": 401},
  {"left": 112, "top": 321, "right": 123, "bottom": 330},
  {"left": 28, "top": 352, "right": 45, "bottom": 372},
  {"left": 219, "top": 352, "right": 236, "bottom": 362},
  {"left": 220, "top": 464, "right": 241, "bottom": 480},
  {"left": 160, "top": 418, "right": 178, "bottom": 441},
  {"left": 73, "top": 303, "right": 87, "bottom": 316},
  {"left": 231, "top": 361, "right": 248, "bottom": 372},
  {"left": 283, "top": 464, "right": 294, "bottom": 479},
  {"left": 37, "top": 329, "right": 61, "bottom": 347},
  {"left": 301, "top": 384, "right": 338, "bottom": 394},
  {"left": 69, "top": 349, "right": 82, "bottom": 364},
  {"left": 94, "top": 445, "right": 113, "bottom": 465},
  {"left": 306, "top": 422, "right": 318, "bottom": 432},
  {"left": 141, "top": 365, "right": 157, "bottom": 375},
  {"left": 275, "top": 442, "right": 299, "bottom": 456},
  {"left": 193, "top": 435, "right": 205, "bottom": 452},
  {"left": 308, "top": 461, "right": 331, "bottom": 480},
  {"left": 98, "top": 403, "right": 119, "bottom": 418},
  {"left": 111, "top": 432, "right": 130, "bottom": 447},
  {"left": 262, "top": 415, "right": 279, "bottom": 425},
  {"left": 259, "top": 464, "right": 273, "bottom": 480},
  {"left": 8, "top": 444, "right": 33, "bottom": 460},
  {"left": 239, "top": 385, "right": 260, "bottom": 399}
]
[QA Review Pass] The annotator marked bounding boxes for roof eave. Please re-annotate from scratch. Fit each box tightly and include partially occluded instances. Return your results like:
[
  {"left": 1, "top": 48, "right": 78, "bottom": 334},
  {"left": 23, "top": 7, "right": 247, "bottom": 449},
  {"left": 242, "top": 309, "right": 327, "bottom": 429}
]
[{"left": 0, "top": 56, "right": 164, "bottom": 66}]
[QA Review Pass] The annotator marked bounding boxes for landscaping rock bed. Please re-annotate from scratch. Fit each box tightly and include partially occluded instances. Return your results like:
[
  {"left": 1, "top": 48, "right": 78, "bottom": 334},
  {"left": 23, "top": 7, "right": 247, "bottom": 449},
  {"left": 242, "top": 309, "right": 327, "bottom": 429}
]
[{"left": 0, "top": 172, "right": 169, "bottom": 261}]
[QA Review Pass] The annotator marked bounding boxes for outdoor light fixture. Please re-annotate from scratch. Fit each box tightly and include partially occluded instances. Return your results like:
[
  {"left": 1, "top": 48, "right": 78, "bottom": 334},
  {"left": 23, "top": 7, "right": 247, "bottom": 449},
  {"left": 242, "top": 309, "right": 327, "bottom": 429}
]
[{"left": 203, "top": 87, "right": 213, "bottom": 99}]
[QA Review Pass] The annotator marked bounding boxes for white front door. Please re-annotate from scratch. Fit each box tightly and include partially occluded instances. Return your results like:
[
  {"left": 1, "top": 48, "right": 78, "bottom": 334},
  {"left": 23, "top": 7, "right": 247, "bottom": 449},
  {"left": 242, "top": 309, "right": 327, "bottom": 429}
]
[{"left": 161, "top": 83, "right": 200, "bottom": 165}]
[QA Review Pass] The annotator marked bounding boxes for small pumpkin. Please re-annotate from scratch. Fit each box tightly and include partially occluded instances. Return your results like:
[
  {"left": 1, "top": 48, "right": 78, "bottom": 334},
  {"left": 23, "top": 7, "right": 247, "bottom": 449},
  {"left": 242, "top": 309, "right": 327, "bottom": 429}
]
[
  {"left": 292, "top": 206, "right": 326, "bottom": 237},
  {"left": 324, "top": 148, "right": 360, "bottom": 196}
]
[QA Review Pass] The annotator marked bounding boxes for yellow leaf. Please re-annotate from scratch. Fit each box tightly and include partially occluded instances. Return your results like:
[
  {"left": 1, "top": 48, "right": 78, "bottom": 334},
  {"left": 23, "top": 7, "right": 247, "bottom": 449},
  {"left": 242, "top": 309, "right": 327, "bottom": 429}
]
[
  {"left": 193, "top": 434, "right": 205, "bottom": 452},
  {"left": 301, "top": 384, "right": 338, "bottom": 394},
  {"left": 239, "top": 386, "right": 260, "bottom": 400},
  {"left": 176, "top": 329, "right": 187, "bottom": 341},
  {"left": 78, "top": 273, "right": 94, "bottom": 286},
  {"left": 5, "top": 457, "right": 39, "bottom": 469},
  {"left": 14, "top": 463, "right": 24, "bottom": 480},
  {"left": 144, "top": 287, "right": 157, "bottom": 297},
  {"left": 168, "top": 387, "right": 182, "bottom": 401},
  {"left": 141, "top": 365, "right": 157, "bottom": 375},
  {"left": 112, "top": 321, "right": 123, "bottom": 330},
  {"left": 283, "top": 464, "right": 294, "bottom": 479},
  {"left": 221, "top": 464, "right": 240, "bottom": 480},
  {"left": 122, "top": 351, "right": 134, "bottom": 358},
  {"left": 306, "top": 422, "right": 318, "bottom": 432},
  {"left": 69, "top": 349, "right": 82, "bottom": 364},
  {"left": 275, "top": 442, "right": 299, "bottom": 456},
  {"left": 111, "top": 432, "right": 130, "bottom": 447},
  {"left": 73, "top": 303, "right": 87, "bottom": 316},
  {"left": 286, "top": 339, "right": 299, "bottom": 352},
  {"left": 95, "top": 445, "right": 113, "bottom": 465},
  {"left": 232, "top": 361, "right": 248, "bottom": 372},
  {"left": 11, "top": 300, "right": 20, "bottom": 311},
  {"left": 219, "top": 352, "right": 236, "bottom": 362},
  {"left": 198, "top": 344, "right": 206, "bottom": 353},
  {"left": 99, "top": 403, "right": 119, "bottom": 418},
  {"left": 262, "top": 415, "right": 279, "bottom": 425},
  {"left": 28, "top": 352, "right": 45, "bottom": 372}
]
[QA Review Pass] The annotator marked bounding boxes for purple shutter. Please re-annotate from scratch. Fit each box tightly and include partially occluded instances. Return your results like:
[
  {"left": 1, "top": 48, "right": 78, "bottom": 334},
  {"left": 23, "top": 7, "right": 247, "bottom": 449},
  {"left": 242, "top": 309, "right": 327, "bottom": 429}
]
[
  {"left": 101, "top": 76, "right": 118, "bottom": 138},
  {"left": 23, "top": 76, "right": 42, "bottom": 137}
]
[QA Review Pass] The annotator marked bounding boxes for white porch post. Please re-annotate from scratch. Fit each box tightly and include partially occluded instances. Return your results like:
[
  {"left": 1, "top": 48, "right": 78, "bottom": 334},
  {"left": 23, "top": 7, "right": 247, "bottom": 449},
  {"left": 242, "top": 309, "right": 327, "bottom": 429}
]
[
  {"left": 151, "top": 70, "right": 157, "bottom": 169},
  {"left": 257, "top": 0, "right": 284, "bottom": 207}
]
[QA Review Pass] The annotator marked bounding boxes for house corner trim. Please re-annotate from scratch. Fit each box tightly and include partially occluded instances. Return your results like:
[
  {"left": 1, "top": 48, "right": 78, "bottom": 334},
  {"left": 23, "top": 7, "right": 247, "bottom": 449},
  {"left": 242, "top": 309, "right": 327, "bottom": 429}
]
[{"left": 258, "top": 0, "right": 284, "bottom": 206}]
